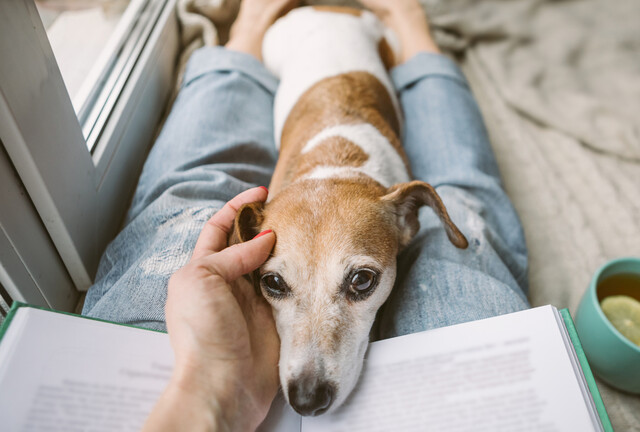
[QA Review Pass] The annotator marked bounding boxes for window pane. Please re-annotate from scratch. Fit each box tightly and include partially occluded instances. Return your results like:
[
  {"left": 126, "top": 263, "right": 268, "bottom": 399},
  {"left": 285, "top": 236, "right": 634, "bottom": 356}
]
[
  {"left": 35, "top": 0, "right": 167, "bottom": 150},
  {"left": 35, "top": 1, "right": 133, "bottom": 113}
]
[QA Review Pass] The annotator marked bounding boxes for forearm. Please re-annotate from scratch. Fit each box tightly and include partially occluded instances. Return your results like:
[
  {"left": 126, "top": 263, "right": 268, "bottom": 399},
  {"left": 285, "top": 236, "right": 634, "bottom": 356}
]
[
  {"left": 144, "top": 356, "right": 271, "bottom": 432},
  {"left": 144, "top": 361, "right": 245, "bottom": 432}
]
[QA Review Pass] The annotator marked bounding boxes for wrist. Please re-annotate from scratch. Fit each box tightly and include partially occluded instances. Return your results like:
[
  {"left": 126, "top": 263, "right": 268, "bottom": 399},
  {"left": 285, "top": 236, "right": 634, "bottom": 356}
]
[
  {"left": 172, "top": 360, "right": 233, "bottom": 408},
  {"left": 143, "top": 375, "right": 224, "bottom": 432},
  {"left": 171, "top": 361, "right": 263, "bottom": 432},
  {"left": 167, "top": 373, "right": 240, "bottom": 432}
]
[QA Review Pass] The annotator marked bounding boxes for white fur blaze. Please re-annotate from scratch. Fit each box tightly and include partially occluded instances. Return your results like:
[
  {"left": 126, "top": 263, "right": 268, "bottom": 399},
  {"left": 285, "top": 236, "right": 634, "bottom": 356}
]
[{"left": 300, "top": 123, "right": 410, "bottom": 187}]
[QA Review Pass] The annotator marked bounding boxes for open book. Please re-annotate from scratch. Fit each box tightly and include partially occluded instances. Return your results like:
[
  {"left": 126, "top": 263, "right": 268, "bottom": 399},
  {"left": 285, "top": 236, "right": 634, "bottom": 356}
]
[{"left": 0, "top": 304, "right": 612, "bottom": 431}]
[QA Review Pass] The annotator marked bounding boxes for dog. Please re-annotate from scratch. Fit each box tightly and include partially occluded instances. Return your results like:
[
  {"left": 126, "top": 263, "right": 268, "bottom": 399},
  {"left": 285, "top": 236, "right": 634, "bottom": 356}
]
[{"left": 231, "top": 6, "right": 468, "bottom": 416}]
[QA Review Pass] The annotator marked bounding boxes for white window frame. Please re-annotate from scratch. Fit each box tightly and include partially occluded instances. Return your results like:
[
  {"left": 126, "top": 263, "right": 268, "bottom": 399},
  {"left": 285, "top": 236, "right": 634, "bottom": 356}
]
[
  {"left": 0, "top": 145, "right": 77, "bottom": 310},
  {"left": 0, "top": 0, "right": 179, "bottom": 308}
]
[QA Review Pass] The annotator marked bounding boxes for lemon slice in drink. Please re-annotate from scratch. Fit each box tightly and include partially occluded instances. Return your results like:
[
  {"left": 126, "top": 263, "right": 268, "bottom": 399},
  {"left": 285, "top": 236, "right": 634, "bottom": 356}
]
[{"left": 601, "top": 295, "right": 640, "bottom": 347}]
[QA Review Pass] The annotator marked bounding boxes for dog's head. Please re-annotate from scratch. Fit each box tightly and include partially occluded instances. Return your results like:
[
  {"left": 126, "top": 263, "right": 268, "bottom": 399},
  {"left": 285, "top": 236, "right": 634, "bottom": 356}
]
[{"left": 231, "top": 179, "right": 467, "bottom": 416}]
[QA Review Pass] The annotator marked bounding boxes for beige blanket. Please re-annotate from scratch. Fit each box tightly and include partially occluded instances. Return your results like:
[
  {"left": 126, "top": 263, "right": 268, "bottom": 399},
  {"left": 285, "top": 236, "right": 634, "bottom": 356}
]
[{"left": 175, "top": 0, "right": 640, "bottom": 428}]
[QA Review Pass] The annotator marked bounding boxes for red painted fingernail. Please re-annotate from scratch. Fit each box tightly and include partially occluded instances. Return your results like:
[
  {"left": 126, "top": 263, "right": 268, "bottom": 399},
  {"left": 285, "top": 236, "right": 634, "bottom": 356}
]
[
  {"left": 259, "top": 186, "right": 269, "bottom": 194},
  {"left": 254, "top": 229, "right": 272, "bottom": 239}
]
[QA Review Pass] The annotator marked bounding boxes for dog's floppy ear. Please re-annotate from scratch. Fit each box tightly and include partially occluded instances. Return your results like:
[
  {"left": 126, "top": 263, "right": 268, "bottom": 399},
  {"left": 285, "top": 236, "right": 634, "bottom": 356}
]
[
  {"left": 229, "top": 202, "right": 266, "bottom": 295},
  {"left": 229, "top": 202, "right": 265, "bottom": 246},
  {"left": 382, "top": 180, "right": 468, "bottom": 249}
]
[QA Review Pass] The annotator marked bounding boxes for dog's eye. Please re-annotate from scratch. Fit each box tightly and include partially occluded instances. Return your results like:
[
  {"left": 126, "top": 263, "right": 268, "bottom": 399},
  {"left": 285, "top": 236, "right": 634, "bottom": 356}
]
[
  {"left": 261, "top": 273, "right": 290, "bottom": 299},
  {"left": 351, "top": 271, "right": 375, "bottom": 291},
  {"left": 345, "top": 269, "right": 378, "bottom": 300}
]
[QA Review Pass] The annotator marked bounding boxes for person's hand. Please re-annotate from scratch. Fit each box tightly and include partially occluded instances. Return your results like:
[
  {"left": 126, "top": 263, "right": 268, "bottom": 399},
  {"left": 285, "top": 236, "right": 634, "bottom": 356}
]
[
  {"left": 357, "top": 0, "right": 440, "bottom": 65},
  {"left": 226, "top": 0, "right": 299, "bottom": 61},
  {"left": 143, "top": 187, "right": 279, "bottom": 432}
]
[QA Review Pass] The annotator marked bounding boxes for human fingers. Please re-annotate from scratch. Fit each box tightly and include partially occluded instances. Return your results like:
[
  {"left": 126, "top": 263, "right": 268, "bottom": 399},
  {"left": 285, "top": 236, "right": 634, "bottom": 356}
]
[
  {"left": 191, "top": 187, "right": 268, "bottom": 260},
  {"left": 231, "top": 278, "right": 281, "bottom": 414},
  {"left": 252, "top": 316, "right": 280, "bottom": 411},
  {"left": 248, "top": 293, "right": 280, "bottom": 393},
  {"left": 199, "top": 230, "right": 275, "bottom": 282},
  {"left": 232, "top": 276, "right": 280, "bottom": 367}
]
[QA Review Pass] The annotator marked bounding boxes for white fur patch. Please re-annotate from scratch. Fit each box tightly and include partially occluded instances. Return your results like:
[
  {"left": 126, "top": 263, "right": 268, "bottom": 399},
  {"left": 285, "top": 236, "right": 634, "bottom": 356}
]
[
  {"left": 300, "top": 123, "right": 410, "bottom": 187},
  {"left": 262, "top": 7, "right": 400, "bottom": 147},
  {"left": 304, "top": 166, "right": 361, "bottom": 181}
]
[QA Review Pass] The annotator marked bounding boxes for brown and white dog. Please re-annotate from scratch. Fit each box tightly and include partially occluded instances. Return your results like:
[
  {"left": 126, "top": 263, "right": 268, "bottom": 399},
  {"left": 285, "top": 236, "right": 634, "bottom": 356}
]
[{"left": 231, "top": 6, "right": 468, "bottom": 416}]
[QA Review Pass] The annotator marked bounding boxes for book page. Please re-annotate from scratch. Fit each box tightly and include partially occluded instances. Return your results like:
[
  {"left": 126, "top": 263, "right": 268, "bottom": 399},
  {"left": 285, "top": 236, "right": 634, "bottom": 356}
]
[
  {"left": 257, "top": 392, "right": 301, "bottom": 432},
  {"left": 302, "top": 306, "right": 599, "bottom": 432},
  {"left": 0, "top": 306, "right": 600, "bottom": 432},
  {"left": 0, "top": 308, "right": 174, "bottom": 431}
]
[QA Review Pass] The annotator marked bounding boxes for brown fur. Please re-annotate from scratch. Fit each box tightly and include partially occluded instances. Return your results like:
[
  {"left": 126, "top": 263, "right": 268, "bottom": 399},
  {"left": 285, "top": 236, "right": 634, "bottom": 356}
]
[
  {"left": 383, "top": 181, "right": 469, "bottom": 249},
  {"left": 269, "top": 72, "right": 405, "bottom": 195},
  {"left": 311, "top": 5, "right": 362, "bottom": 16},
  {"left": 292, "top": 136, "right": 369, "bottom": 179},
  {"left": 378, "top": 38, "right": 396, "bottom": 70},
  {"left": 263, "top": 179, "right": 398, "bottom": 268}
]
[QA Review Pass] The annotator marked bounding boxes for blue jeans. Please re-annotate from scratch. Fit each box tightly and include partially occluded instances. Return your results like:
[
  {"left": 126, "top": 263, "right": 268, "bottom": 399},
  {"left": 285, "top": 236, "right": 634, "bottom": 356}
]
[{"left": 82, "top": 47, "right": 530, "bottom": 335}]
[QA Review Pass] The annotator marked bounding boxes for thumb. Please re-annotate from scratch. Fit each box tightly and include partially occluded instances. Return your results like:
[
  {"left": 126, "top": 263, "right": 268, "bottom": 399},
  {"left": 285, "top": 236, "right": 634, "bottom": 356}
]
[{"left": 201, "top": 230, "right": 275, "bottom": 282}]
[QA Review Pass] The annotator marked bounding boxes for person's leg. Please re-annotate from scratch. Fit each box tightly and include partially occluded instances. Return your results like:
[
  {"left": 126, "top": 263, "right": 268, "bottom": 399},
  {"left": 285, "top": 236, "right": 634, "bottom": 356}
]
[
  {"left": 82, "top": 0, "right": 296, "bottom": 330},
  {"left": 369, "top": 3, "right": 529, "bottom": 339},
  {"left": 82, "top": 47, "right": 277, "bottom": 330}
]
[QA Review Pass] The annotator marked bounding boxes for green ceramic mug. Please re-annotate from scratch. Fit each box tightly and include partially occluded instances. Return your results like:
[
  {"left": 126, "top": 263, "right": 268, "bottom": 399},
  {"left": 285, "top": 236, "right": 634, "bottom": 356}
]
[{"left": 575, "top": 257, "right": 640, "bottom": 394}]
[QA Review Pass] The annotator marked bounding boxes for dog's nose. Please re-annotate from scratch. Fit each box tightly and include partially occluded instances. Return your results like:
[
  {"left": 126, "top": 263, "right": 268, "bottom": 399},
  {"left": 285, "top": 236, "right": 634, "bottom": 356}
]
[{"left": 287, "top": 374, "right": 336, "bottom": 416}]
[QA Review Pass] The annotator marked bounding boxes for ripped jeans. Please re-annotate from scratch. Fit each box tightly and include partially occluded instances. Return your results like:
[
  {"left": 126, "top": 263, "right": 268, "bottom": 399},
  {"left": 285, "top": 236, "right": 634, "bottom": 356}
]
[{"left": 82, "top": 47, "right": 530, "bottom": 337}]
